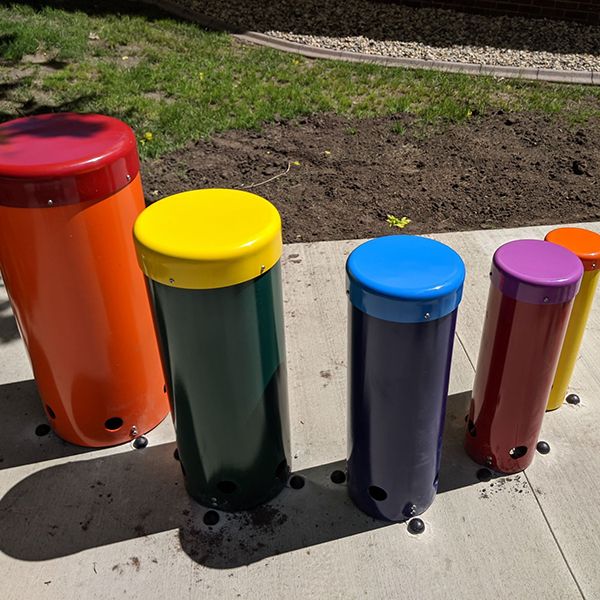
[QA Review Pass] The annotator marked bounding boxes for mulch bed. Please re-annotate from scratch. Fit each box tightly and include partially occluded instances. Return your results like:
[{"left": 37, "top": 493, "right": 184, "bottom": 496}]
[{"left": 141, "top": 111, "right": 600, "bottom": 243}]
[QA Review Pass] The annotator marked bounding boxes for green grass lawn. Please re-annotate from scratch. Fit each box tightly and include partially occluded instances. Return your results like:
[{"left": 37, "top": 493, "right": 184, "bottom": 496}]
[{"left": 1, "top": 0, "right": 599, "bottom": 159}]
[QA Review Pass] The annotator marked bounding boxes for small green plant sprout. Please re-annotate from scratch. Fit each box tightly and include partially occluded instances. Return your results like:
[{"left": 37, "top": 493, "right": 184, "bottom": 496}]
[
  {"left": 391, "top": 122, "right": 406, "bottom": 135},
  {"left": 386, "top": 214, "right": 411, "bottom": 229}
]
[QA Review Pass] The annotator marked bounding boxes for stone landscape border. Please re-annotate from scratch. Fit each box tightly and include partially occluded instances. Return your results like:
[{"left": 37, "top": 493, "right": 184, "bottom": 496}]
[
  {"left": 236, "top": 31, "right": 597, "bottom": 85},
  {"left": 142, "top": 0, "right": 598, "bottom": 85}
]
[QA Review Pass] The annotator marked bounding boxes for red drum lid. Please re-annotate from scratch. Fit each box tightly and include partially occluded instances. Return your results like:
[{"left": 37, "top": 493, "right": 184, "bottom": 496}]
[{"left": 0, "top": 113, "right": 140, "bottom": 207}]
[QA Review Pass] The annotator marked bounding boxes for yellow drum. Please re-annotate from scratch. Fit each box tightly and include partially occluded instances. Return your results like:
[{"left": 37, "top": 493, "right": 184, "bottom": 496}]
[{"left": 545, "top": 227, "right": 600, "bottom": 411}]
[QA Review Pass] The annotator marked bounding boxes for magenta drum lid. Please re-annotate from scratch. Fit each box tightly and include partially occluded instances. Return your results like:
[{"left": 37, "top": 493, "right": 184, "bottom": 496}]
[{"left": 491, "top": 239, "right": 583, "bottom": 305}]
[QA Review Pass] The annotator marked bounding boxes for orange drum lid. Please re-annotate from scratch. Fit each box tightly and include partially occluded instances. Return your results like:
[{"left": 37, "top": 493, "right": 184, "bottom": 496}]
[{"left": 545, "top": 227, "right": 600, "bottom": 271}]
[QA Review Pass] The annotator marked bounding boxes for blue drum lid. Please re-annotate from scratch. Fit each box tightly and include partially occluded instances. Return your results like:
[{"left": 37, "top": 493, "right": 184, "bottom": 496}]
[{"left": 346, "top": 235, "right": 466, "bottom": 323}]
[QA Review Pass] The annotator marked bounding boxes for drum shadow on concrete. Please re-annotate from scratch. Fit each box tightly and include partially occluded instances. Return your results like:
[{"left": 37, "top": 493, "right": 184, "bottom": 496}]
[
  {"left": 0, "top": 444, "right": 385, "bottom": 564},
  {"left": 0, "top": 392, "right": 483, "bottom": 566},
  {"left": 437, "top": 390, "right": 481, "bottom": 494},
  {"left": 0, "top": 379, "right": 95, "bottom": 469}
]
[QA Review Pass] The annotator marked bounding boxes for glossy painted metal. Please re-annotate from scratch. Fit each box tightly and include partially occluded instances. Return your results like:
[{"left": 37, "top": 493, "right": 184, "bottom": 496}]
[
  {"left": 346, "top": 235, "right": 465, "bottom": 522},
  {"left": 0, "top": 173, "right": 169, "bottom": 446},
  {"left": 546, "top": 269, "right": 600, "bottom": 411},
  {"left": 546, "top": 227, "right": 600, "bottom": 272},
  {"left": 545, "top": 228, "right": 600, "bottom": 411},
  {"left": 346, "top": 235, "right": 465, "bottom": 323},
  {"left": 134, "top": 189, "right": 282, "bottom": 290},
  {"left": 134, "top": 189, "right": 290, "bottom": 510},
  {"left": 465, "top": 240, "right": 582, "bottom": 473},
  {"left": 348, "top": 308, "right": 458, "bottom": 521},
  {"left": 0, "top": 113, "right": 139, "bottom": 207},
  {"left": 149, "top": 263, "right": 290, "bottom": 510}
]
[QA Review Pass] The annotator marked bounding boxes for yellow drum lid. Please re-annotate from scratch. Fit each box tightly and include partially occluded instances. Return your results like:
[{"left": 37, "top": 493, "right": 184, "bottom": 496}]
[{"left": 133, "top": 189, "right": 282, "bottom": 289}]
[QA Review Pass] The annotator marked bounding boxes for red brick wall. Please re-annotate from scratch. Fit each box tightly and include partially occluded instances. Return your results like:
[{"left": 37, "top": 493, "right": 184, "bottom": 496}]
[{"left": 390, "top": 1, "right": 599, "bottom": 24}]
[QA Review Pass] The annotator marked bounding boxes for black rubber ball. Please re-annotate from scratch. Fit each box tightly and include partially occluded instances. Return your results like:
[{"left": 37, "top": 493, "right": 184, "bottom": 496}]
[
  {"left": 330, "top": 470, "right": 346, "bottom": 484},
  {"left": 477, "top": 468, "right": 492, "bottom": 482},
  {"left": 408, "top": 518, "right": 425, "bottom": 535},
  {"left": 289, "top": 475, "right": 305, "bottom": 490},
  {"left": 35, "top": 424, "right": 51, "bottom": 437},
  {"left": 566, "top": 394, "right": 580, "bottom": 405},
  {"left": 133, "top": 436, "right": 148, "bottom": 449},
  {"left": 536, "top": 441, "right": 551, "bottom": 455},
  {"left": 203, "top": 510, "right": 220, "bottom": 526}
]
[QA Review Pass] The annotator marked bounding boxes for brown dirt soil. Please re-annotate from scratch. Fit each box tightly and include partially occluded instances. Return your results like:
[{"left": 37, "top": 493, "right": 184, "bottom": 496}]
[{"left": 141, "top": 112, "right": 600, "bottom": 243}]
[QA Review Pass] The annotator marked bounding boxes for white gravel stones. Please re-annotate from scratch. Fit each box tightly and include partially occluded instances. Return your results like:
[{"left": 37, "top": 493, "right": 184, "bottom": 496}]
[
  {"left": 150, "top": 0, "right": 600, "bottom": 72},
  {"left": 268, "top": 33, "right": 599, "bottom": 72}
]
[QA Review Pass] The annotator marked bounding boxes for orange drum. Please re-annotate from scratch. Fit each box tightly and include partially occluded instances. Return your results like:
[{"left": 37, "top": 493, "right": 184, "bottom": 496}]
[{"left": 0, "top": 113, "right": 169, "bottom": 447}]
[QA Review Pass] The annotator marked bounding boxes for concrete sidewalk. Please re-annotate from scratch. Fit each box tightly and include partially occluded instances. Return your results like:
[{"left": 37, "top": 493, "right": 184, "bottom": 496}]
[{"left": 1, "top": 222, "right": 599, "bottom": 600}]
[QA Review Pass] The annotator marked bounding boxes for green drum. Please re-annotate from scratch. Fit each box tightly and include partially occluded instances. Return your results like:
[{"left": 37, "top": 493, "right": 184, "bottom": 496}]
[{"left": 134, "top": 189, "right": 291, "bottom": 511}]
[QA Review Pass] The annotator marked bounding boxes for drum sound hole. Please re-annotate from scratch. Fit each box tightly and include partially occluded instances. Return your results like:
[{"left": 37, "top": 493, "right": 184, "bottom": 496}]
[
  {"left": 509, "top": 446, "right": 527, "bottom": 459},
  {"left": 104, "top": 417, "right": 123, "bottom": 431},
  {"left": 217, "top": 480, "right": 237, "bottom": 494},
  {"left": 368, "top": 485, "right": 388, "bottom": 501}
]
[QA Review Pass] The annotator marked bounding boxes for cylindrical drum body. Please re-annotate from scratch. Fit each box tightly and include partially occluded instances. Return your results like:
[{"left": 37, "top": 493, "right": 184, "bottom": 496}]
[
  {"left": 134, "top": 189, "right": 291, "bottom": 511},
  {"left": 544, "top": 228, "right": 600, "bottom": 411},
  {"left": 465, "top": 240, "right": 583, "bottom": 473},
  {"left": 0, "top": 113, "right": 169, "bottom": 446},
  {"left": 346, "top": 236, "right": 465, "bottom": 522}
]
